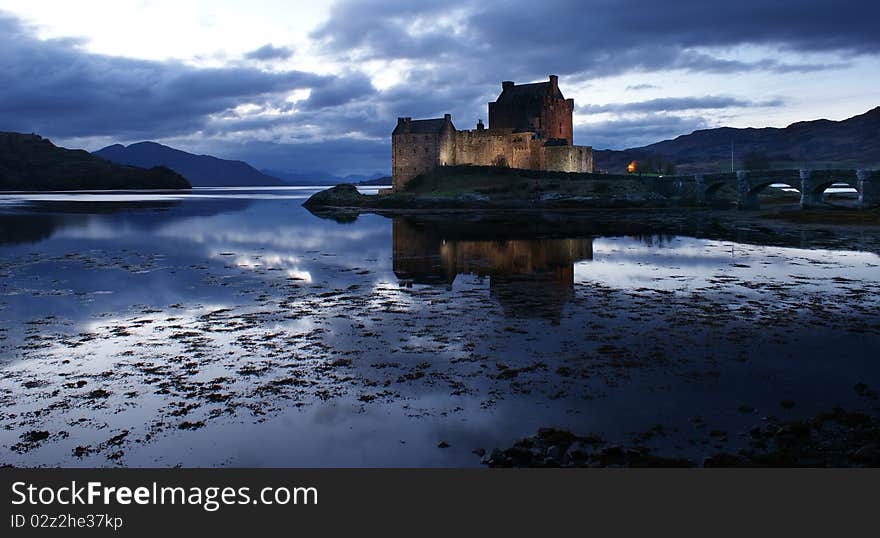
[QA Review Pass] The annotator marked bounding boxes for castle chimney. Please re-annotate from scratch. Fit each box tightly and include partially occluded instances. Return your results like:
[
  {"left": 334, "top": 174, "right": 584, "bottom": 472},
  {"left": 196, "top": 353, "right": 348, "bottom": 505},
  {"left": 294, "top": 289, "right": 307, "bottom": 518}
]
[
  {"left": 444, "top": 113, "right": 451, "bottom": 121},
  {"left": 549, "top": 75, "right": 558, "bottom": 92},
  {"left": 502, "top": 81, "right": 514, "bottom": 91},
  {"left": 476, "top": 119, "right": 485, "bottom": 131}
]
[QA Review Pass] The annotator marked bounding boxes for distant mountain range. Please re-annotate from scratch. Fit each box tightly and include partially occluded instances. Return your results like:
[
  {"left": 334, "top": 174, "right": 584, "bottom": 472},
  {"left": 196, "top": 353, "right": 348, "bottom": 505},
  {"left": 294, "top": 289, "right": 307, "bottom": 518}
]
[
  {"left": 94, "top": 141, "right": 389, "bottom": 186},
  {"left": 595, "top": 106, "right": 880, "bottom": 174},
  {"left": 1, "top": 132, "right": 190, "bottom": 191},
  {"left": 261, "top": 169, "right": 390, "bottom": 186},
  {"left": 95, "top": 142, "right": 284, "bottom": 187}
]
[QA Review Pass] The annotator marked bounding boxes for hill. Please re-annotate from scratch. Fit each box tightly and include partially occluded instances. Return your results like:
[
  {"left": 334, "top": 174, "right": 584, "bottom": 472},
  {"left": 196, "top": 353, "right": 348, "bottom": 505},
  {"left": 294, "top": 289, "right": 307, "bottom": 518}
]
[
  {"left": 95, "top": 141, "right": 283, "bottom": 187},
  {"left": 357, "top": 176, "right": 392, "bottom": 186},
  {"left": 595, "top": 106, "right": 880, "bottom": 174},
  {"left": 0, "top": 132, "right": 190, "bottom": 191},
  {"left": 263, "top": 169, "right": 390, "bottom": 186}
]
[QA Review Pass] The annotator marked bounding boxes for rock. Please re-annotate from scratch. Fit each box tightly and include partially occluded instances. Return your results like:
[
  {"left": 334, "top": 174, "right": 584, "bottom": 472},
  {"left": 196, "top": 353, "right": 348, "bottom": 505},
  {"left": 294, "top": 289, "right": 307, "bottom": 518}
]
[
  {"left": 482, "top": 449, "right": 505, "bottom": 466},
  {"left": 566, "top": 446, "right": 589, "bottom": 464},
  {"left": 22, "top": 430, "right": 50, "bottom": 443},
  {"left": 775, "top": 423, "right": 810, "bottom": 438},
  {"left": 542, "top": 457, "right": 561, "bottom": 468},
  {"left": 437, "top": 441, "right": 450, "bottom": 449},
  {"left": 302, "top": 184, "right": 365, "bottom": 207},
  {"left": 596, "top": 445, "right": 626, "bottom": 465},
  {"left": 545, "top": 445, "right": 565, "bottom": 462},
  {"left": 850, "top": 444, "right": 880, "bottom": 465},
  {"left": 536, "top": 427, "right": 577, "bottom": 447},
  {"left": 703, "top": 453, "right": 747, "bottom": 467}
]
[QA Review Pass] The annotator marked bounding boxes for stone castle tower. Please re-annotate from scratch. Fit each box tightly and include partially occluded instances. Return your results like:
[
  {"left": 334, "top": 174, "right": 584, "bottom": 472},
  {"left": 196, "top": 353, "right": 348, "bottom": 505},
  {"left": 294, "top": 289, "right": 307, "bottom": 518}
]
[
  {"left": 488, "top": 75, "right": 573, "bottom": 144},
  {"left": 391, "top": 75, "right": 593, "bottom": 191}
]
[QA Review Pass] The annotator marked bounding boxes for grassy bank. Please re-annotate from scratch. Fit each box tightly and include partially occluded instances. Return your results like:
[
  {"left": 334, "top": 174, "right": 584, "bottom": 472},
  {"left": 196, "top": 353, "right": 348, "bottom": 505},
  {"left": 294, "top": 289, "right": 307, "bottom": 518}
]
[{"left": 305, "top": 166, "right": 709, "bottom": 210}]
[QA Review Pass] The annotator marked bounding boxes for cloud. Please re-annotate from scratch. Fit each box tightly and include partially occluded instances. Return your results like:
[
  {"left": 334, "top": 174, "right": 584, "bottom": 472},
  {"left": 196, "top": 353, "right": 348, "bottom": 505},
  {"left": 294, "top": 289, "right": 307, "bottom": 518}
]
[
  {"left": 314, "top": 0, "right": 874, "bottom": 80},
  {"left": 581, "top": 96, "right": 785, "bottom": 114},
  {"left": 577, "top": 114, "right": 711, "bottom": 150},
  {"left": 245, "top": 43, "right": 294, "bottom": 61},
  {"left": 0, "top": 13, "right": 329, "bottom": 139},
  {"left": 299, "top": 72, "right": 377, "bottom": 110},
  {"left": 626, "top": 84, "right": 658, "bottom": 91},
  {"left": 3, "top": 1, "right": 879, "bottom": 175}
]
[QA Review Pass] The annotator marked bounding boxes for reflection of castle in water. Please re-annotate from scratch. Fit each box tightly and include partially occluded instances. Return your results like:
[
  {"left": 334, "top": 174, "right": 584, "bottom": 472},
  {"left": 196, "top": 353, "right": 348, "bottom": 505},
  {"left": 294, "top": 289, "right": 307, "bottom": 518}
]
[{"left": 392, "top": 218, "right": 593, "bottom": 320}]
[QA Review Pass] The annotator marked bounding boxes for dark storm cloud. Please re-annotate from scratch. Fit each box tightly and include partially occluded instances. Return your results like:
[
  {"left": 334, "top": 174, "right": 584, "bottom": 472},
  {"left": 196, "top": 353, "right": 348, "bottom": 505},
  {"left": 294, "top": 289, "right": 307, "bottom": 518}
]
[
  {"left": 299, "top": 72, "right": 377, "bottom": 110},
  {"left": 311, "top": 0, "right": 474, "bottom": 60},
  {"left": 581, "top": 96, "right": 785, "bottom": 114},
  {"left": 314, "top": 0, "right": 876, "bottom": 80},
  {"left": 0, "top": 13, "right": 361, "bottom": 140},
  {"left": 245, "top": 43, "right": 294, "bottom": 61}
]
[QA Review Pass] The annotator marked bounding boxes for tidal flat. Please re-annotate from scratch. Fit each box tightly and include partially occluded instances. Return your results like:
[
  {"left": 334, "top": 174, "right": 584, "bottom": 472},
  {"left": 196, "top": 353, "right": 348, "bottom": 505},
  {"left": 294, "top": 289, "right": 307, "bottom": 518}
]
[{"left": 1, "top": 187, "right": 879, "bottom": 467}]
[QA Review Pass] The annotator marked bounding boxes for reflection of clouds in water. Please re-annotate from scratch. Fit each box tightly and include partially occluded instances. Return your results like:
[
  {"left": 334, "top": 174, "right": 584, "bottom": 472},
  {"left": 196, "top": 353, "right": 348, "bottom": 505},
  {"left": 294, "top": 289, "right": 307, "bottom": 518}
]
[
  {"left": 51, "top": 218, "right": 141, "bottom": 239},
  {"left": 157, "top": 218, "right": 392, "bottom": 281},
  {"left": 578, "top": 237, "right": 880, "bottom": 291},
  {"left": 219, "top": 253, "right": 313, "bottom": 283},
  {"left": 158, "top": 224, "right": 383, "bottom": 251}
]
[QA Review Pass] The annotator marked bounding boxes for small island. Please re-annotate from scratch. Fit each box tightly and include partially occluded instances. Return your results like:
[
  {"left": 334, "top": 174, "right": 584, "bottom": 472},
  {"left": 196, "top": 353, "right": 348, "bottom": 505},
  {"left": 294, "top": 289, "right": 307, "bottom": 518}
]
[
  {"left": 304, "top": 166, "right": 674, "bottom": 209},
  {"left": 1, "top": 132, "right": 191, "bottom": 191}
]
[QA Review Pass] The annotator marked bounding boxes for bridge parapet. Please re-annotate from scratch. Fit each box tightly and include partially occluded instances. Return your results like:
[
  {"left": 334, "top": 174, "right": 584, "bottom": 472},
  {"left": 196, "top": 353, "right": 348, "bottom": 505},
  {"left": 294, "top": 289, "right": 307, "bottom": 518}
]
[{"left": 736, "top": 170, "right": 802, "bottom": 209}]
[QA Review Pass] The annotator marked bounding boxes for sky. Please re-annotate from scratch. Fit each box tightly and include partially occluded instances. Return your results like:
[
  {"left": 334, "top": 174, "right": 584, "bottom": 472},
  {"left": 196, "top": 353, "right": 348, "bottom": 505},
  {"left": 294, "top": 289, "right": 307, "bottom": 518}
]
[{"left": 1, "top": 0, "right": 879, "bottom": 176}]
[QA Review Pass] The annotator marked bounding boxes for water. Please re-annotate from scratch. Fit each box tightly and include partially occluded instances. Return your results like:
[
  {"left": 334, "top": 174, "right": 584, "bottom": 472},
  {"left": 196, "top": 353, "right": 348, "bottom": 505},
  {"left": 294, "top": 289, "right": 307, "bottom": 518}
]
[{"left": 1, "top": 187, "right": 878, "bottom": 467}]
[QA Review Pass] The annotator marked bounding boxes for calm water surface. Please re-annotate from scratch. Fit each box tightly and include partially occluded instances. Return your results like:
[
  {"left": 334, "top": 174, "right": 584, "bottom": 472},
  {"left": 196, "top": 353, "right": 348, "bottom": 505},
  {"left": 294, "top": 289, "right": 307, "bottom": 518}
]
[{"left": 1, "top": 187, "right": 878, "bottom": 466}]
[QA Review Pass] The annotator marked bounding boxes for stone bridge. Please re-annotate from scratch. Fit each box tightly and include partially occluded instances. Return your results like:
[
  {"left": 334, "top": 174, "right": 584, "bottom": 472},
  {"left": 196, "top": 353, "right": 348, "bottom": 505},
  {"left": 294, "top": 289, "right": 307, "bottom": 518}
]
[{"left": 644, "top": 169, "right": 878, "bottom": 209}]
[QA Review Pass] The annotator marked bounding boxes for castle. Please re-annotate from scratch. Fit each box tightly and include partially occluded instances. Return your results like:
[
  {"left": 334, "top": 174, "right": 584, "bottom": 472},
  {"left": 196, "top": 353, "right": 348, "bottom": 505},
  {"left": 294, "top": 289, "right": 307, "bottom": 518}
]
[{"left": 391, "top": 75, "right": 594, "bottom": 191}]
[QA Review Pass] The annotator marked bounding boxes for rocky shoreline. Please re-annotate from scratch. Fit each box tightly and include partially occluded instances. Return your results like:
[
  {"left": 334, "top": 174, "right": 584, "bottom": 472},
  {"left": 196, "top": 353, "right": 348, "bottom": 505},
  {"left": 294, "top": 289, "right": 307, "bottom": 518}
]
[
  {"left": 303, "top": 183, "right": 689, "bottom": 210},
  {"left": 480, "top": 404, "right": 880, "bottom": 468}
]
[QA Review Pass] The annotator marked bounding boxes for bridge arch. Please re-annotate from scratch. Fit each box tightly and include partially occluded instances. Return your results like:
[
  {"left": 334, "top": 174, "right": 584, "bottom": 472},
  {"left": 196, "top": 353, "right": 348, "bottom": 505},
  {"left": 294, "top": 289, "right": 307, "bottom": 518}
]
[
  {"left": 746, "top": 179, "right": 801, "bottom": 198},
  {"left": 703, "top": 181, "right": 730, "bottom": 198},
  {"left": 802, "top": 170, "right": 861, "bottom": 207},
  {"left": 737, "top": 170, "right": 801, "bottom": 209}
]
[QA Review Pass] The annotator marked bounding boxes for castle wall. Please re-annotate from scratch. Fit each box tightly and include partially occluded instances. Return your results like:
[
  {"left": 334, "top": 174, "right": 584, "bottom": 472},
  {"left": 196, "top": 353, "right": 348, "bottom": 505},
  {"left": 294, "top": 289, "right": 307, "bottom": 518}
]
[
  {"left": 541, "top": 98, "right": 574, "bottom": 145},
  {"left": 542, "top": 145, "right": 594, "bottom": 173},
  {"left": 392, "top": 132, "right": 442, "bottom": 191},
  {"left": 392, "top": 130, "right": 594, "bottom": 190},
  {"left": 452, "top": 130, "right": 541, "bottom": 169}
]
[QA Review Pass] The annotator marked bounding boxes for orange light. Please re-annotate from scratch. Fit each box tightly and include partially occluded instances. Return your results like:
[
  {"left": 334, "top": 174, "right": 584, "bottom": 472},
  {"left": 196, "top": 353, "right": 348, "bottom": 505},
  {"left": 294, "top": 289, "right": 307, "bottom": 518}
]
[{"left": 627, "top": 161, "right": 636, "bottom": 174}]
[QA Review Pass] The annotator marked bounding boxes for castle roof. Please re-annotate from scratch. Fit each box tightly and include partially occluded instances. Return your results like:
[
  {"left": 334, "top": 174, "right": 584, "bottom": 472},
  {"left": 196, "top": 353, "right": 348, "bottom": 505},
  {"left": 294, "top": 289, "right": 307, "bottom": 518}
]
[
  {"left": 495, "top": 80, "right": 564, "bottom": 104},
  {"left": 393, "top": 116, "right": 454, "bottom": 135}
]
